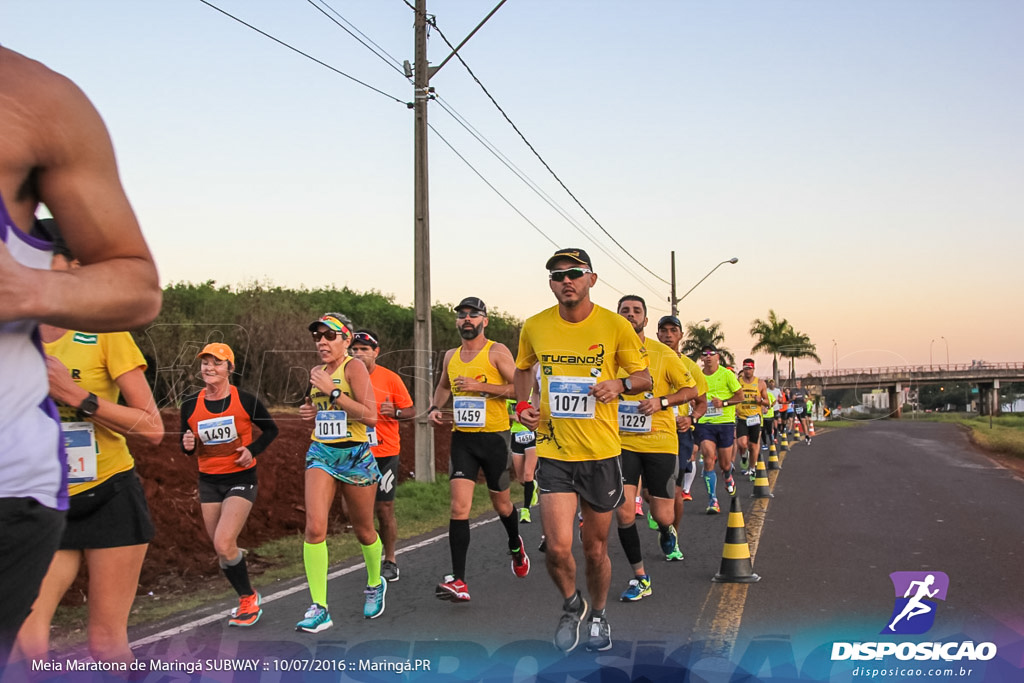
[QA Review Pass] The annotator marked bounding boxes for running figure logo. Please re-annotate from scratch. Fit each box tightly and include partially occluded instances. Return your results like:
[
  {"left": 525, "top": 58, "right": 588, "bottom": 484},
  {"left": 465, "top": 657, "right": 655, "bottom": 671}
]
[{"left": 882, "top": 571, "right": 949, "bottom": 635}]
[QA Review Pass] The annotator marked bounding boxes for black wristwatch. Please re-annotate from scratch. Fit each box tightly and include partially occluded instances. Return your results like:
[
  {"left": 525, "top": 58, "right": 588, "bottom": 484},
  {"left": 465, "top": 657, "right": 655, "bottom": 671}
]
[
  {"left": 77, "top": 392, "right": 99, "bottom": 419},
  {"left": 329, "top": 388, "right": 342, "bottom": 404},
  {"left": 659, "top": 396, "right": 670, "bottom": 411},
  {"left": 394, "top": 408, "right": 403, "bottom": 419},
  {"left": 622, "top": 377, "right": 633, "bottom": 393}
]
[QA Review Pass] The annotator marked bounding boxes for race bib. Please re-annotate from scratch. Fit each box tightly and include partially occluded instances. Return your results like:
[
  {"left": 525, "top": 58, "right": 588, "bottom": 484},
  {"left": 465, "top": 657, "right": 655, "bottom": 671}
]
[
  {"left": 795, "top": 406, "right": 805, "bottom": 415},
  {"left": 746, "top": 414, "right": 762, "bottom": 426},
  {"left": 64, "top": 421, "right": 97, "bottom": 483},
  {"left": 366, "top": 427, "right": 378, "bottom": 447},
  {"left": 547, "top": 376, "right": 596, "bottom": 419},
  {"left": 705, "top": 404, "right": 724, "bottom": 418},
  {"left": 315, "top": 410, "right": 348, "bottom": 441},
  {"left": 618, "top": 401, "right": 651, "bottom": 433},
  {"left": 514, "top": 430, "right": 534, "bottom": 445},
  {"left": 197, "top": 415, "right": 238, "bottom": 445},
  {"left": 453, "top": 396, "right": 487, "bottom": 428}
]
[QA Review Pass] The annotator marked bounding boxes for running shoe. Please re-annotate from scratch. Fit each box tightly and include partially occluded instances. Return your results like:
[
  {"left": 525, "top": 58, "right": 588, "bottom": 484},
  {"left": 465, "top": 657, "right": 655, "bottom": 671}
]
[
  {"left": 538, "top": 535, "right": 547, "bottom": 554},
  {"left": 620, "top": 575, "right": 652, "bottom": 602},
  {"left": 681, "top": 491, "right": 693, "bottom": 502},
  {"left": 586, "top": 614, "right": 612, "bottom": 652},
  {"left": 554, "top": 593, "right": 589, "bottom": 652},
  {"left": 806, "top": 438, "right": 812, "bottom": 445},
  {"left": 665, "top": 547, "right": 684, "bottom": 561},
  {"left": 228, "top": 591, "right": 262, "bottom": 627},
  {"left": 519, "top": 507, "right": 532, "bottom": 524},
  {"left": 381, "top": 560, "right": 400, "bottom": 582},
  {"left": 578, "top": 512, "right": 584, "bottom": 542},
  {"left": 658, "top": 525, "right": 678, "bottom": 556},
  {"left": 748, "top": 470, "right": 756, "bottom": 483},
  {"left": 740, "top": 455, "right": 749, "bottom": 471},
  {"left": 725, "top": 475, "right": 736, "bottom": 497},
  {"left": 295, "top": 603, "right": 332, "bottom": 633},
  {"left": 634, "top": 498, "right": 644, "bottom": 517},
  {"left": 510, "top": 536, "right": 530, "bottom": 578},
  {"left": 647, "top": 511, "right": 658, "bottom": 531},
  {"left": 706, "top": 500, "right": 721, "bottom": 514},
  {"left": 435, "top": 575, "right": 470, "bottom": 602},
  {"left": 363, "top": 581, "right": 386, "bottom": 619},
  {"left": 530, "top": 486, "right": 539, "bottom": 508}
]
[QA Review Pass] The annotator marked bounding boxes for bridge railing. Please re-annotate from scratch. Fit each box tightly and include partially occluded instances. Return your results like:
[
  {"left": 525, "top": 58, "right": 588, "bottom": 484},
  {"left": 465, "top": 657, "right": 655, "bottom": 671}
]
[{"left": 807, "top": 362, "right": 1024, "bottom": 378}]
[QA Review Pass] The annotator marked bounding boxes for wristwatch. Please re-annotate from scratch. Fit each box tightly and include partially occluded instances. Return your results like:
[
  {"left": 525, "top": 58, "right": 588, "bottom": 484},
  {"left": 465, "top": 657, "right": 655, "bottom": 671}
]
[
  {"left": 622, "top": 377, "right": 633, "bottom": 393},
  {"left": 659, "top": 396, "right": 670, "bottom": 411},
  {"left": 395, "top": 408, "right": 403, "bottom": 419},
  {"left": 77, "top": 392, "right": 99, "bottom": 419},
  {"left": 329, "top": 388, "right": 342, "bottom": 404}
]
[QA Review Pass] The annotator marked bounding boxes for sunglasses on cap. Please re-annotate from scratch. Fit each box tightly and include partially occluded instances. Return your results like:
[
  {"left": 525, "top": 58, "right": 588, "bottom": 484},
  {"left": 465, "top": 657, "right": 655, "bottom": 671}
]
[
  {"left": 352, "top": 332, "right": 379, "bottom": 347},
  {"left": 701, "top": 350, "right": 718, "bottom": 357},
  {"left": 456, "top": 311, "right": 485, "bottom": 319},
  {"left": 311, "top": 329, "right": 347, "bottom": 342},
  {"left": 549, "top": 267, "right": 592, "bottom": 282}
]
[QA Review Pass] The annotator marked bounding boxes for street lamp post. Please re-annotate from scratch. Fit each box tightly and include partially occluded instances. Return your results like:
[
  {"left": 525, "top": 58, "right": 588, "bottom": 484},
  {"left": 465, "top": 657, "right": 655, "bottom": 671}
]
[
  {"left": 930, "top": 338, "right": 935, "bottom": 370},
  {"left": 670, "top": 257, "right": 738, "bottom": 316},
  {"left": 940, "top": 336, "right": 949, "bottom": 369},
  {"left": 832, "top": 339, "right": 838, "bottom": 373}
]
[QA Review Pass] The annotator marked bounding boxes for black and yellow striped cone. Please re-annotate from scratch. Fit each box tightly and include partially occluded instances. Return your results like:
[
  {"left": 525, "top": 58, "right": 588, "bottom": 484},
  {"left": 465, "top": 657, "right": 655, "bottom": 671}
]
[
  {"left": 712, "top": 496, "right": 761, "bottom": 583},
  {"left": 767, "top": 443, "right": 781, "bottom": 471},
  {"left": 779, "top": 432, "right": 789, "bottom": 453},
  {"left": 751, "top": 460, "right": 773, "bottom": 498}
]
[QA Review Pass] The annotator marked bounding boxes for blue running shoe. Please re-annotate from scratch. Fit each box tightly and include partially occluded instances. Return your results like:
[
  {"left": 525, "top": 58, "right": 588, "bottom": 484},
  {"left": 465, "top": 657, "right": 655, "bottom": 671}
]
[
  {"left": 296, "top": 603, "right": 332, "bottom": 633},
  {"left": 364, "top": 581, "right": 386, "bottom": 619},
  {"left": 659, "top": 525, "right": 678, "bottom": 556},
  {"left": 620, "top": 575, "right": 652, "bottom": 602}
]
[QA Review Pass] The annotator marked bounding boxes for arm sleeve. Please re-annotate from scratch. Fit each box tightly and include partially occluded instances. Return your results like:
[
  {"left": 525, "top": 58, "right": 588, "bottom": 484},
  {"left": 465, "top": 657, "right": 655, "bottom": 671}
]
[{"left": 238, "top": 390, "right": 279, "bottom": 457}]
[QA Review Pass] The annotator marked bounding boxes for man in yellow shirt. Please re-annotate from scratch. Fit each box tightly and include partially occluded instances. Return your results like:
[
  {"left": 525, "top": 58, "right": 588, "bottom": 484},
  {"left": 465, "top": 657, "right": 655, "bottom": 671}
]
[{"left": 515, "top": 248, "right": 651, "bottom": 653}]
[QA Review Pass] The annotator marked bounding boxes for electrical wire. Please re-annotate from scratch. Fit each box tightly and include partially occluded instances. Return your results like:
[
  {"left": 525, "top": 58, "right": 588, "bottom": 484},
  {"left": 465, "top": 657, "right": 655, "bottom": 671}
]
[
  {"left": 198, "top": 0, "right": 409, "bottom": 106},
  {"left": 430, "top": 19, "right": 672, "bottom": 287},
  {"left": 305, "top": 0, "right": 407, "bottom": 75}
]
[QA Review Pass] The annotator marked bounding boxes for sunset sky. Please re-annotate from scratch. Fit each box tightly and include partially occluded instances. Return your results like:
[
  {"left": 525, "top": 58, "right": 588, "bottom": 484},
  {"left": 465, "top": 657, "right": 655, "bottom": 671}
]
[{"left": 5, "top": 0, "right": 1022, "bottom": 374}]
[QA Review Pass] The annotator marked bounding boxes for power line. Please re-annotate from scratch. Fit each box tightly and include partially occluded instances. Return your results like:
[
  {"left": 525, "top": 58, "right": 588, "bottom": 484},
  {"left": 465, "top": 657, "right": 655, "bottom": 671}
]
[
  {"left": 305, "top": 0, "right": 407, "bottom": 76},
  {"left": 198, "top": 0, "right": 409, "bottom": 106},
  {"left": 430, "top": 19, "right": 672, "bottom": 287}
]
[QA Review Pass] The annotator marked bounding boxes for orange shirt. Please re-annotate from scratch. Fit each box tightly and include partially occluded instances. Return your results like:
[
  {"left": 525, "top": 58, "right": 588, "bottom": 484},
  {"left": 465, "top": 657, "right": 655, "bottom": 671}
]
[
  {"left": 368, "top": 364, "right": 414, "bottom": 458},
  {"left": 187, "top": 386, "right": 255, "bottom": 475}
]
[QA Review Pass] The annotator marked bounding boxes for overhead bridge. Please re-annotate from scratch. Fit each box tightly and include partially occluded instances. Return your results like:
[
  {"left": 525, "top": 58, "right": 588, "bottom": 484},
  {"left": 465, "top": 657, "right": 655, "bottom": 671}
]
[{"left": 803, "top": 363, "right": 1024, "bottom": 417}]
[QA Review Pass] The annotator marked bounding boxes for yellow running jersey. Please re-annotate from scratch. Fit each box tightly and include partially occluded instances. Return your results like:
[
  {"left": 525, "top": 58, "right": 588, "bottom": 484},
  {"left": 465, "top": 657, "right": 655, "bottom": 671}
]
[
  {"left": 676, "top": 355, "right": 708, "bottom": 419},
  {"left": 516, "top": 304, "right": 648, "bottom": 462},
  {"left": 310, "top": 356, "right": 369, "bottom": 444},
  {"left": 618, "top": 338, "right": 694, "bottom": 454},
  {"left": 736, "top": 376, "right": 763, "bottom": 419},
  {"left": 447, "top": 339, "right": 510, "bottom": 433}
]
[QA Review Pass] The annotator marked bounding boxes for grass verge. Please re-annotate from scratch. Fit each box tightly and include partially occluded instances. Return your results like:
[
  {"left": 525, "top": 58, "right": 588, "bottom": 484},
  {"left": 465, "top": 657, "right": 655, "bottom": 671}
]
[{"left": 904, "top": 412, "right": 1024, "bottom": 459}]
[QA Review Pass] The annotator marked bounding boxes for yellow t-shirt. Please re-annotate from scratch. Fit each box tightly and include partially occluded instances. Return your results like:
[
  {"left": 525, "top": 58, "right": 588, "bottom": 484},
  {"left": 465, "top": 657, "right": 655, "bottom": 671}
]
[
  {"left": 310, "top": 356, "right": 369, "bottom": 444},
  {"left": 619, "top": 337, "right": 695, "bottom": 454},
  {"left": 736, "top": 376, "right": 763, "bottom": 419},
  {"left": 516, "top": 304, "right": 648, "bottom": 461},
  {"left": 675, "top": 354, "right": 707, "bottom": 419},
  {"left": 447, "top": 339, "right": 510, "bottom": 433},
  {"left": 45, "top": 331, "right": 147, "bottom": 496}
]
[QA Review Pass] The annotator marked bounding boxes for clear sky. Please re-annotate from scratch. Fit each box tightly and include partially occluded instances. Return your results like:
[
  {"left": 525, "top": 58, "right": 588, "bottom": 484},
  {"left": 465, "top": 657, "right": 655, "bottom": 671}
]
[{"left": 5, "top": 0, "right": 1022, "bottom": 374}]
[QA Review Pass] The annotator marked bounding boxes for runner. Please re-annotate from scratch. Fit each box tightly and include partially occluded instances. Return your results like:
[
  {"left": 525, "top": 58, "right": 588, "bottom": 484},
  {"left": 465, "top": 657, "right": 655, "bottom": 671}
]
[
  {"left": 13, "top": 227, "right": 162, "bottom": 665},
  {"left": 614, "top": 297, "right": 696, "bottom": 602},
  {"left": 349, "top": 329, "right": 415, "bottom": 583},
  {"left": 297, "top": 313, "right": 383, "bottom": 632},
  {"left": 0, "top": 46, "right": 160, "bottom": 663},
  {"left": 791, "top": 379, "right": 812, "bottom": 444},
  {"left": 507, "top": 397, "right": 539, "bottom": 524},
  {"left": 763, "top": 378, "right": 781, "bottom": 453},
  {"left": 735, "top": 359, "right": 770, "bottom": 480},
  {"left": 514, "top": 248, "right": 651, "bottom": 653},
  {"left": 695, "top": 344, "right": 744, "bottom": 514},
  {"left": 429, "top": 297, "right": 528, "bottom": 603},
  {"left": 181, "top": 342, "right": 279, "bottom": 627},
  {"left": 656, "top": 316, "right": 708, "bottom": 532}
]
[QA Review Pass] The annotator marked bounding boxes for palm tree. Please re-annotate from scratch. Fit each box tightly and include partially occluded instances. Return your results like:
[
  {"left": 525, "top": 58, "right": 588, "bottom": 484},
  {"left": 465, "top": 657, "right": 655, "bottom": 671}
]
[
  {"left": 749, "top": 309, "right": 793, "bottom": 384},
  {"left": 779, "top": 329, "right": 821, "bottom": 382},
  {"left": 681, "top": 320, "right": 734, "bottom": 367}
]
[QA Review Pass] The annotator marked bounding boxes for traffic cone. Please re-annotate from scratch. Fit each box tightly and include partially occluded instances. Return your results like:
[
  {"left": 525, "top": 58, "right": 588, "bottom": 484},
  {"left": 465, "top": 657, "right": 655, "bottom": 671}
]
[
  {"left": 779, "top": 432, "right": 789, "bottom": 453},
  {"left": 751, "top": 460, "right": 773, "bottom": 498},
  {"left": 712, "top": 496, "right": 761, "bottom": 583},
  {"left": 794, "top": 420, "right": 802, "bottom": 435},
  {"left": 767, "top": 444, "right": 781, "bottom": 471},
  {"left": 809, "top": 422, "right": 816, "bottom": 437}
]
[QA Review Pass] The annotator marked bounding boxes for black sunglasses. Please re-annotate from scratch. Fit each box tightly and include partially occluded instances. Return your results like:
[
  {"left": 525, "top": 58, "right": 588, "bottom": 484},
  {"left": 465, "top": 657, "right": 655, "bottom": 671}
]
[
  {"left": 456, "top": 311, "right": 485, "bottom": 319},
  {"left": 311, "top": 329, "right": 343, "bottom": 342},
  {"left": 549, "top": 267, "right": 592, "bottom": 282}
]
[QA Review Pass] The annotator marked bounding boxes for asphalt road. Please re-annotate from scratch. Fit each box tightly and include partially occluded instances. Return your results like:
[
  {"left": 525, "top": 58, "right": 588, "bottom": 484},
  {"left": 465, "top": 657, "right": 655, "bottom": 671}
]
[{"left": 119, "top": 421, "right": 1023, "bottom": 682}]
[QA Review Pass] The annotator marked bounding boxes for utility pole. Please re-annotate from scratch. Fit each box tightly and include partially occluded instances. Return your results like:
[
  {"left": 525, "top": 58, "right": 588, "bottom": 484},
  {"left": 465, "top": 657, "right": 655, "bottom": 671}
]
[
  {"left": 412, "top": 0, "right": 434, "bottom": 482},
  {"left": 411, "top": 0, "right": 507, "bottom": 482},
  {"left": 669, "top": 250, "right": 678, "bottom": 317}
]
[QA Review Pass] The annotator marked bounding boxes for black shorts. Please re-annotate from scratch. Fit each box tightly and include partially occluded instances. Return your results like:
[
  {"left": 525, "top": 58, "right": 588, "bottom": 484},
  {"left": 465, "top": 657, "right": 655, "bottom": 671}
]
[
  {"left": 620, "top": 449, "right": 678, "bottom": 499},
  {"left": 536, "top": 456, "right": 624, "bottom": 513},
  {"left": 449, "top": 431, "right": 512, "bottom": 491},
  {"left": 510, "top": 430, "right": 536, "bottom": 456},
  {"left": 0, "top": 497, "right": 65, "bottom": 654},
  {"left": 62, "top": 468, "right": 154, "bottom": 550},
  {"left": 735, "top": 417, "right": 762, "bottom": 443},
  {"left": 374, "top": 455, "right": 399, "bottom": 503},
  {"left": 198, "top": 468, "right": 258, "bottom": 505}
]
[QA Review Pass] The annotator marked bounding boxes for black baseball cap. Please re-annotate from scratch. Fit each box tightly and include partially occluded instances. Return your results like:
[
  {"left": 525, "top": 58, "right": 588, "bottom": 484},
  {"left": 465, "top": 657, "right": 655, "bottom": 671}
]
[
  {"left": 658, "top": 315, "right": 682, "bottom": 329},
  {"left": 454, "top": 297, "right": 487, "bottom": 315},
  {"left": 701, "top": 344, "right": 719, "bottom": 354},
  {"left": 545, "top": 248, "right": 592, "bottom": 270}
]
